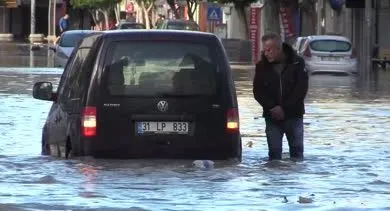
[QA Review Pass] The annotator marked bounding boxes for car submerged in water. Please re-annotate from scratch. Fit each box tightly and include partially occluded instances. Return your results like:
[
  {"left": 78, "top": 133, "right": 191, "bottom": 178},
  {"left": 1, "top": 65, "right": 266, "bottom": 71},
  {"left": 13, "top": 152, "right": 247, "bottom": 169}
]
[
  {"left": 158, "top": 19, "right": 200, "bottom": 31},
  {"left": 50, "top": 30, "right": 95, "bottom": 68},
  {"left": 299, "top": 35, "right": 357, "bottom": 75},
  {"left": 33, "top": 30, "right": 242, "bottom": 161},
  {"left": 111, "top": 21, "right": 146, "bottom": 30}
]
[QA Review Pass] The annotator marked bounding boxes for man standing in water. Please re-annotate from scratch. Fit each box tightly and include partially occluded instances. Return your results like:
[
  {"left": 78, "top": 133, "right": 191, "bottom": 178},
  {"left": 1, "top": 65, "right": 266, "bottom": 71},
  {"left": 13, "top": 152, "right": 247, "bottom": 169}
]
[{"left": 253, "top": 32, "right": 309, "bottom": 161}]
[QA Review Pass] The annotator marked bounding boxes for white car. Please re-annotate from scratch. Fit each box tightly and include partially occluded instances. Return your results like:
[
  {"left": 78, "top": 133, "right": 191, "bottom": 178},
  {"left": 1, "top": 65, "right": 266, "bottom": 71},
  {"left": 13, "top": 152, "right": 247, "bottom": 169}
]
[
  {"left": 50, "top": 30, "right": 94, "bottom": 68},
  {"left": 300, "top": 35, "right": 357, "bottom": 75}
]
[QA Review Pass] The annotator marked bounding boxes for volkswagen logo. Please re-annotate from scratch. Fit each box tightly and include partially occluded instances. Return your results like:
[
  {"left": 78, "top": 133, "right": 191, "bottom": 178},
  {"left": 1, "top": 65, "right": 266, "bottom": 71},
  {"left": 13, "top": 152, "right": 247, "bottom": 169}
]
[{"left": 157, "top": 100, "right": 168, "bottom": 112}]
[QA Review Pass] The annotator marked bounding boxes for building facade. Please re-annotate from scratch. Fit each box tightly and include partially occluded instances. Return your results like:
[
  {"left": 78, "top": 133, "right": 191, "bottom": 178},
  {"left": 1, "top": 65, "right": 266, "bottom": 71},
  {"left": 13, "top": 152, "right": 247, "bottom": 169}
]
[{"left": 0, "top": 0, "right": 90, "bottom": 42}]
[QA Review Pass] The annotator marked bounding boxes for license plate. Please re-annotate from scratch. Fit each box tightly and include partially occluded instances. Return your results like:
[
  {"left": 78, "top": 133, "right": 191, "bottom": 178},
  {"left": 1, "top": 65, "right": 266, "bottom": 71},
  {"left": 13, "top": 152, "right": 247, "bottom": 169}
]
[
  {"left": 321, "top": 56, "right": 340, "bottom": 61},
  {"left": 136, "top": 121, "right": 189, "bottom": 134}
]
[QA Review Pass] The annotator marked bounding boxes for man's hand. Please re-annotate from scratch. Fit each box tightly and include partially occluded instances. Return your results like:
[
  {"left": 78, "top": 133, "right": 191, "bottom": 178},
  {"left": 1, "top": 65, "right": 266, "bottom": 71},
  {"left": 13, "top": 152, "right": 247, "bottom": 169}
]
[{"left": 269, "top": 105, "right": 284, "bottom": 121}]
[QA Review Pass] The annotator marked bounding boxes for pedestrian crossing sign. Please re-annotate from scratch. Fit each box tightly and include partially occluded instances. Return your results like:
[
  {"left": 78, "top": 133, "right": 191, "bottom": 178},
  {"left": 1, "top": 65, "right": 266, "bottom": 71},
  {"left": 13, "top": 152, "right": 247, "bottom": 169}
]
[{"left": 207, "top": 7, "right": 222, "bottom": 21}]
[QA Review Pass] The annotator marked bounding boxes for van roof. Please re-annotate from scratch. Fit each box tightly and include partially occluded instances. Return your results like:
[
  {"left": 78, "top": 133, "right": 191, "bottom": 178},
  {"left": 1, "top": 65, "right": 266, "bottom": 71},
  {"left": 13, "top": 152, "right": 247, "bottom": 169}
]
[
  {"left": 80, "top": 30, "right": 219, "bottom": 48},
  {"left": 93, "top": 30, "right": 218, "bottom": 41}
]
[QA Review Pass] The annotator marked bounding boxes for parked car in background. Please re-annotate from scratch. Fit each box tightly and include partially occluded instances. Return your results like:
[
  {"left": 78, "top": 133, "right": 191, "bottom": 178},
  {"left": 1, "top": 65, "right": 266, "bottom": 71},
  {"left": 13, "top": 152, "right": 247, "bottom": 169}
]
[
  {"left": 112, "top": 21, "right": 146, "bottom": 30},
  {"left": 158, "top": 19, "right": 200, "bottom": 31},
  {"left": 50, "top": 30, "right": 94, "bottom": 68},
  {"left": 300, "top": 35, "right": 357, "bottom": 75},
  {"left": 33, "top": 30, "right": 242, "bottom": 161}
]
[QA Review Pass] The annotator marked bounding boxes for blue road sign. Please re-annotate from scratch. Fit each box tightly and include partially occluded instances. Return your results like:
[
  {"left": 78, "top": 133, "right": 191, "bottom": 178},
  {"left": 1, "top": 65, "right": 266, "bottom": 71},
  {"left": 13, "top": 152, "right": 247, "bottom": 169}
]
[{"left": 207, "top": 7, "right": 222, "bottom": 21}]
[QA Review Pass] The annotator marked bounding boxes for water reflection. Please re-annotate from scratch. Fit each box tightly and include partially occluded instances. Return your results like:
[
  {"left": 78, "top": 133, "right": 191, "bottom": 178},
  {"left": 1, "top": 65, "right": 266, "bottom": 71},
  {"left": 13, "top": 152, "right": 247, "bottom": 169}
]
[
  {"left": 77, "top": 163, "right": 100, "bottom": 198},
  {"left": 0, "top": 43, "right": 53, "bottom": 68},
  {"left": 30, "top": 47, "right": 34, "bottom": 67}
]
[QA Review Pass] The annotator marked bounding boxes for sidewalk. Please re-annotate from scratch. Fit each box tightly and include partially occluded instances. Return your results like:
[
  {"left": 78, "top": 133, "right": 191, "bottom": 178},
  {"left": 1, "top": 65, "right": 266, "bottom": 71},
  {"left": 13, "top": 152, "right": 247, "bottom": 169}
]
[{"left": 230, "top": 62, "right": 255, "bottom": 70}]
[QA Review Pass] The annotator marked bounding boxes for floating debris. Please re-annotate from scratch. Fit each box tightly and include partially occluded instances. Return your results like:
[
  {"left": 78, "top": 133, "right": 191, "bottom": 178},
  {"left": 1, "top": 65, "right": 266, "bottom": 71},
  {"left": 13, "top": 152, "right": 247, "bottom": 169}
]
[
  {"left": 282, "top": 196, "right": 288, "bottom": 203},
  {"left": 298, "top": 196, "right": 313, "bottom": 204},
  {"left": 246, "top": 140, "right": 254, "bottom": 148}
]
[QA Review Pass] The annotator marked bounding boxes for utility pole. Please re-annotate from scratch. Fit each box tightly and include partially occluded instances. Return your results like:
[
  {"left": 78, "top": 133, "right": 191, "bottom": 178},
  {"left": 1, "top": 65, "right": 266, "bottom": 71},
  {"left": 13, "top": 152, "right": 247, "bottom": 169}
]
[
  {"left": 31, "top": 0, "right": 36, "bottom": 35},
  {"left": 48, "top": 0, "right": 52, "bottom": 37},
  {"left": 362, "top": 0, "right": 372, "bottom": 81},
  {"left": 53, "top": 0, "right": 56, "bottom": 37}
]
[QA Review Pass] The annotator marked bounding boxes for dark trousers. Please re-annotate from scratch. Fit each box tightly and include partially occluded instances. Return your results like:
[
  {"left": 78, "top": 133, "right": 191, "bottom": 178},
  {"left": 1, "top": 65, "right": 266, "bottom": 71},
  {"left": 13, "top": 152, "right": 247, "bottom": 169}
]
[{"left": 265, "top": 117, "right": 304, "bottom": 160}]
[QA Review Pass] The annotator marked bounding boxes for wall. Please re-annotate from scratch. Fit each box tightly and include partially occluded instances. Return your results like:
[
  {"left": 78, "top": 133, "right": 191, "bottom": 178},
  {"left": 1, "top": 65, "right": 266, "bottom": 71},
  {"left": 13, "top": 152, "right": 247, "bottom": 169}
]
[
  {"left": 11, "top": 8, "right": 22, "bottom": 37},
  {"left": 378, "top": 8, "right": 390, "bottom": 49},
  {"left": 323, "top": 2, "right": 344, "bottom": 34},
  {"left": 227, "top": 8, "right": 248, "bottom": 40}
]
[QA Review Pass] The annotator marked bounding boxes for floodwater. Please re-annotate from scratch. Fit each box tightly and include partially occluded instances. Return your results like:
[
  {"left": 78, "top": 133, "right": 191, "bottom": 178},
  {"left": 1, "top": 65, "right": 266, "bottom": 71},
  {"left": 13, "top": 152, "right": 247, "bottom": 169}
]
[{"left": 0, "top": 43, "right": 390, "bottom": 210}]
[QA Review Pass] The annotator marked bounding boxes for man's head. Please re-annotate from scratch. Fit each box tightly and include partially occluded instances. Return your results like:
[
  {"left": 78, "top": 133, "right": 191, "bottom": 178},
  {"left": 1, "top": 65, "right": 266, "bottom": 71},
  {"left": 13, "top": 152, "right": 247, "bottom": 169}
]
[
  {"left": 64, "top": 14, "right": 69, "bottom": 19},
  {"left": 261, "top": 32, "right": 283, "bottom": 62}
]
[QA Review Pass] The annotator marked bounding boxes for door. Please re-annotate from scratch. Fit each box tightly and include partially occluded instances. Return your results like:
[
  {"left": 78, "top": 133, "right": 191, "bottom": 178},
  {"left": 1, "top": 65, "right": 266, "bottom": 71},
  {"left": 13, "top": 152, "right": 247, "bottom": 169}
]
[
  {"left": 96, "top": 40, "right": 227, "bottom": 155},
  {"left": 47, "top": 46, "right": 90, "bottom": 155},
  {"left": 45, "top": 48, "right": 78, "bottom": 150}
]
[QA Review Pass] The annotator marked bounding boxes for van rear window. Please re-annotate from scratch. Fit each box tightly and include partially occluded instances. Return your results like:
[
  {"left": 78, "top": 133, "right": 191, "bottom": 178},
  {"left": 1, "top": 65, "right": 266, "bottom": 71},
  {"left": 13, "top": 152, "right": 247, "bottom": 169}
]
[
  {"left": 104, "top": 41, "right": 217, "bottom": 96},
  {"left": 310, "top": 40, "right": 351, "bottom": 52}
]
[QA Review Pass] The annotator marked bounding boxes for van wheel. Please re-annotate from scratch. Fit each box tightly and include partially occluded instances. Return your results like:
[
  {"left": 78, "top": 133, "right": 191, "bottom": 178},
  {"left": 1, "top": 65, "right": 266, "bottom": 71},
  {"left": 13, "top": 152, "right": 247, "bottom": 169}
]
[
  {"left": 41, "top": 136, "right": 50, "bottom": 156},
  {"left": 237, "top": 139, "right": 242, "bottom": 162},
  {"left": 65, "top": 138, "right": 72, "bottom": 159},
  {"left": 231, "top": 138, "right": 242, "bottom": 162},
  {"left": 48, "top": 143, "right": 61, "bottom": 157}
]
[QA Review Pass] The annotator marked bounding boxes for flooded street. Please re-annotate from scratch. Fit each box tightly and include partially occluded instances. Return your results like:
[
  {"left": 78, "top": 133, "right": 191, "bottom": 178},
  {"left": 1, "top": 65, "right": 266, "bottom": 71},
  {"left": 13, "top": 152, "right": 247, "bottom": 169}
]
[{"left": 0, "top": 43, "right": 390, "bottom": 210}]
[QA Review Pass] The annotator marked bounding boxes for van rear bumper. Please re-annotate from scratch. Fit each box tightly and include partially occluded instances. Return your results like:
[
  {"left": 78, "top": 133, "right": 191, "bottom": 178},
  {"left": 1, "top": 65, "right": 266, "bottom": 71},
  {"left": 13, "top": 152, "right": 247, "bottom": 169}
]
[{"left": 80, "top": 134, "right": 241, "bottom": 160}]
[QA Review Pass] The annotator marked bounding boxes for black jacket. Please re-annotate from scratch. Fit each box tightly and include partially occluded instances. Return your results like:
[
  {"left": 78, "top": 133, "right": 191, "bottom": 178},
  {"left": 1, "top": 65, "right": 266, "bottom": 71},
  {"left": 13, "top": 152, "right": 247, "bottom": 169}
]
[{"left": 253, "top": 43, "right": 308, "bottom": 119}]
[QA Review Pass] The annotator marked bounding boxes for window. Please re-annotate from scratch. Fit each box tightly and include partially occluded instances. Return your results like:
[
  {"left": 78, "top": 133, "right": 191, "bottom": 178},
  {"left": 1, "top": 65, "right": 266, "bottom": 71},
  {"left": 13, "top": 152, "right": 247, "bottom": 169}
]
[
  {"left": 60, "top": 33, "right": 89, "bottom": 47},
  {"left": 56, "top": 49, "right": 78, "bottom": 99},
  {"left": 58, "top": 48, "right": 91, "bottom": 103},
  {"left": 67, "top": 48, "right": 92, "bottom": 99},
  {"left": 309, "top": 40, "right": 351, "bottom": 52},
  {"left": 104, "top": 41, "right": 217, "bottom": 96}
]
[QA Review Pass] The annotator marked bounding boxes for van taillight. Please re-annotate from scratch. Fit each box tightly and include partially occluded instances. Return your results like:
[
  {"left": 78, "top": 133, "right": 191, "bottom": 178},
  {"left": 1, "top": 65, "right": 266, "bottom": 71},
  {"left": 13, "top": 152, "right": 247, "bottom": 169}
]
[
  {"left": 81, "top": 106, "right": 97, "bottom": 137},
  {"left": 351, "top": 48, "right": 357, "bottom": 58},
  {"left": 303, "top": 47, "right": 312, "bottom": 58},
  {"left": 226, "top": 108, "right": 239, "bottom": 132}
]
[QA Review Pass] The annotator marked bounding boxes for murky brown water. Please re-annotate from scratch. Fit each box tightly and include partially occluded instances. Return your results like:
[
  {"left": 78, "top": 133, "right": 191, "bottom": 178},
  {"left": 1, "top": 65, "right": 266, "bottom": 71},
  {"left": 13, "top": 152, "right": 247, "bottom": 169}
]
[{"left": 0, "top": 43, "right": 390, "bottom": 210}]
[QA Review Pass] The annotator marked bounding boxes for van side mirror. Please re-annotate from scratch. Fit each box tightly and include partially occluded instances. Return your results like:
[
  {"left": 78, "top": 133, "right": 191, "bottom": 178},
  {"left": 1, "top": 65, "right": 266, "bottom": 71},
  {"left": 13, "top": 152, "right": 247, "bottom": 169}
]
[{"left": 33, "top": 82, "right": 54, "bottom": 101}]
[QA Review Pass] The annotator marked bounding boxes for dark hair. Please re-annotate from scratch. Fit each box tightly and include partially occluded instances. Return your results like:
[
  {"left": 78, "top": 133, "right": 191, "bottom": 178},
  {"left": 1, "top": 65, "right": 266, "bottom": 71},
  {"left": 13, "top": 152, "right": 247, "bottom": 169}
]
[{"left": 261, "top": 32, "right": 282, "bottom": 47}]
